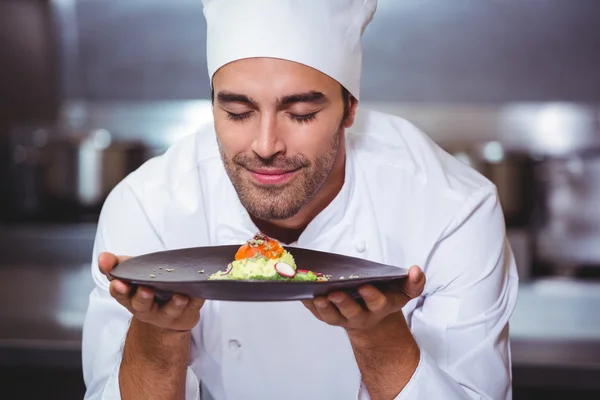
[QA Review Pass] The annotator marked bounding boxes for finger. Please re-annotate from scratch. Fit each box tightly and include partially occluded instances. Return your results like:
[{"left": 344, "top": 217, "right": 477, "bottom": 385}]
[
  {"left": 159, "top": 294, "right": 189, "bottom": 320},
  {"left": 403, "top": 265, "right": 426, "bottom": 299},
  {"left": 313, "top": 296, "right": 346, "bottom": 326},
  {"left": 130, "top": 286, "right": 155, "bottom": 315},
  {"left": 302, "top": 299, "right": 322, "bottom": 320},
  {"left": 180, "top": 297, "right": 205, "bottom": 320},
  {"left": 109, "top": 279, "right": 132, "bottom": 303},
  {"left": 358, "top": 285, "right": 389, "bottom": 313},
  {"left": 186, "top": 297, "right": 206, "bottom": 312},
  {"left": 328, "top": 291, "right": 365, "bottom": 321}
]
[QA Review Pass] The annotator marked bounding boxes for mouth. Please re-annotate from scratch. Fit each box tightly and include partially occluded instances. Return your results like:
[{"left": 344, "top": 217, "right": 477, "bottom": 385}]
[{"left": 246, "top": 168, "right": 298, "bottom": 185}]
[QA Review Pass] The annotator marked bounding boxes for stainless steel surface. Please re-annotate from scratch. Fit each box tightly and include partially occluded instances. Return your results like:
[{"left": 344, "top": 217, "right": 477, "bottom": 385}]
[
  {"left": 510, "top": 279, "right": 600, "bottom": 341},
  {"left": 510, "top": 279, "right": 600, "bottom": 391},
  {"left": 0, "top": 224, "right": 96, "bottom": 367},
  {"left": 0, "top": 263, "right": 92, "bottom": 351}
]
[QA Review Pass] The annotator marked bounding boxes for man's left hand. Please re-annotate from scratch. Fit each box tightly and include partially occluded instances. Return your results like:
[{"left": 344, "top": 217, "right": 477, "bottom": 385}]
[{"left": 302, "top": 265, "right": 425, "bottom": 334}]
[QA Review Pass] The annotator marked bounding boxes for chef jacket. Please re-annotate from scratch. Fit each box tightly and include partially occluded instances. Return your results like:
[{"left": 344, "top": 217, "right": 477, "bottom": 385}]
[{"left": 82, "top": 108, "right": 519, "bottom": 400}]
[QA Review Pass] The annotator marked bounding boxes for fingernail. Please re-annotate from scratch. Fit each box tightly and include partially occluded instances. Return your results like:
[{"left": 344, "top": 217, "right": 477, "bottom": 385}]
[
  {"left": 358, "top": 287, "right": 373, "bottom": 298},
  {"left": 140, "top": 290, "right": 152, "bottom": 299},
  {"left": 414, "top": 272, "right": 424, "bottom": 284},
  {"left": 315, "top": 299, "right": 328, "bottom": 309}
]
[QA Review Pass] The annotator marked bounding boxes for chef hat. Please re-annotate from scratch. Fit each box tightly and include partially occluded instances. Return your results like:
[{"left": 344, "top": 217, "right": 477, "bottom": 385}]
[{"left": 202, "top": 0, "right": 377, "bottom": 100}]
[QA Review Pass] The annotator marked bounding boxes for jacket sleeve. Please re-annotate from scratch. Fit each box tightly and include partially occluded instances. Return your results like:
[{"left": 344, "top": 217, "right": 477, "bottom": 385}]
[
  {"left": 81, "top": 182, "right": 201, "bottom": 400},
  {"left": 358, "top": 186, "right": 519, "bottom": 400}
]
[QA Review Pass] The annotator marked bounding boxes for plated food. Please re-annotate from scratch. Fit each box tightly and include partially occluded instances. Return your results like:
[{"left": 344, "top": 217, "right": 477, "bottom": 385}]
[
  {"left": 110, "top": 237, "right": 408, "bottom": 301},
  {"left": 208, "top": 233, "right": 329, "bottom": 282}
]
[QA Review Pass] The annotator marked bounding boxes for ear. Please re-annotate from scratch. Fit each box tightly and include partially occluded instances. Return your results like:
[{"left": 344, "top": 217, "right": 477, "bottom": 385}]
[{"left": 342, "top": 96, "right": 359, "bottom": 128}]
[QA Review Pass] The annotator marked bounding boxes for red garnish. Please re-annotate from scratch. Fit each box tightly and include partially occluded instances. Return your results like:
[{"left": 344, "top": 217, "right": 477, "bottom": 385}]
[{"left": 275, "top": 262, "right": 296, "bottom": 278}]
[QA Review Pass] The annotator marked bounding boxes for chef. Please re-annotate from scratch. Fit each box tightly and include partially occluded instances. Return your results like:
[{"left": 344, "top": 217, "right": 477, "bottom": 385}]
[{"left": 82, "top": 0, "right": 519, "bottom": 399}]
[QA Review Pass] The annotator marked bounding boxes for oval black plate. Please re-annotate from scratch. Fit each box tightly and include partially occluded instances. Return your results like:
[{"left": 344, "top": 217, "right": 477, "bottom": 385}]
[{"left": 110, "top": 245, "right": 408, "bottom": 302}]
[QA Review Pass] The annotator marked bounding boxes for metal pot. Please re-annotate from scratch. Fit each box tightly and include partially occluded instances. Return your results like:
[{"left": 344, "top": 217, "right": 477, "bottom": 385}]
[
  {"left": 444, "top": 141, "right": 537, "bottom": 228},
  {"left": 9, "top": 127, "right": 148, "bottom": 220},
  {"left": 43, "top": 129, "right": 147, "bottom": 208}
]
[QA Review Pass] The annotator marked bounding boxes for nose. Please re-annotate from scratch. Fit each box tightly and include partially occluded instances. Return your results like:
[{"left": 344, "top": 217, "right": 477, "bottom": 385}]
[{"left": 251, "top": 112, "right": 285, "bottom": 159}]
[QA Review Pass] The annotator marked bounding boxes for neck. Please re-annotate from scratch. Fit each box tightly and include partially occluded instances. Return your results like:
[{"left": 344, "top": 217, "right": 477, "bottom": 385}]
[{"left": 251, "top": 135, "right": 347, "bottom": 244}]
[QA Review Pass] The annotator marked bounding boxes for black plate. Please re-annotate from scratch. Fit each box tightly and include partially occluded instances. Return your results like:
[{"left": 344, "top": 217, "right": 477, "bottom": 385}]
[{"left": 110, "top": 245, "right": 408, "bottom": 302}]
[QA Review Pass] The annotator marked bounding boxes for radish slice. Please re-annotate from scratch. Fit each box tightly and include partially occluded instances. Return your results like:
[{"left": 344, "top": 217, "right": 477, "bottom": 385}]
[
  {"left": 314, "top": 272, "right": 323, "bottom": 277},
  {"left": 297, "top": 269, "right": 309, "bottom": 274},
  {"left": 223, "top": 264, "right": 233, "bottom": 275},
  {"left": 275, "top": 262, "right": 296, "bottom": 278}
]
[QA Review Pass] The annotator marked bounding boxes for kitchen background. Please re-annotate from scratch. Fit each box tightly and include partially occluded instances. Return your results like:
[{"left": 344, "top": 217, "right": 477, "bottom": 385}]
[{"left": 1, "top": 0, "right": 600, "bottom": 399}]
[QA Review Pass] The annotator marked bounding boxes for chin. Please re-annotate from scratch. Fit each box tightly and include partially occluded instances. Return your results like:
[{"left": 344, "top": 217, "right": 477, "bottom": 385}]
[
  {"left": 242, "top": 192, "right": 306, "bottom": 221},
  {"left": 247, "top": 205, "right": 301, "bottom": 221}
]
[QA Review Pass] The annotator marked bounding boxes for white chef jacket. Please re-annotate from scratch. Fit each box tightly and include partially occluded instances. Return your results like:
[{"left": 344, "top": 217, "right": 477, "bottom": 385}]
[{"left": 82, "top": 108, "right": 519, "bottom": 400}]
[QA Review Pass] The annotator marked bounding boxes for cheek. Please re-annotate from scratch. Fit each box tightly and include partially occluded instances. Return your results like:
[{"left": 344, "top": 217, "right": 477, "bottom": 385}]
[
  {"left": 283, "top": 119, "right": 340, "bottom": 155},
  {"left": 214, "top": 116, "right": 252, "bottom": 156}
]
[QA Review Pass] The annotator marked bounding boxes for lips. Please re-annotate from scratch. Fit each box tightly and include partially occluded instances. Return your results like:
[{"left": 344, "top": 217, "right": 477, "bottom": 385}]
[{"left": 247, "top": 168, "right": 297, "bottom": 185}]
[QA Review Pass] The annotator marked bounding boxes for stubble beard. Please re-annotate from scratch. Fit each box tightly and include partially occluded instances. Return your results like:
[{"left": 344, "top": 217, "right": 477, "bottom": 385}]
[{"left": 219, "top": 127, "right": 342, "bottom": 221}]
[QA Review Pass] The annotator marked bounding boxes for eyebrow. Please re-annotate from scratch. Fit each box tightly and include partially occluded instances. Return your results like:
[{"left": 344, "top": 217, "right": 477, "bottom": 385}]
[
  {"left": 216, "top": 90, "right": 328, "bottom": 109},
  {"left": 216, "top": 92, "right": 259, "bottom": 108},
  {"left": 278, "top": 91, "right": 328, "bottom": 107}
]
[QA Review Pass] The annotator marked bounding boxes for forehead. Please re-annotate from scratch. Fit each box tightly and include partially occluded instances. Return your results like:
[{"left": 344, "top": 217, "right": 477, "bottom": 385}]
[{"left": 212, "top": 57, "right": 341, "bottom": 95}]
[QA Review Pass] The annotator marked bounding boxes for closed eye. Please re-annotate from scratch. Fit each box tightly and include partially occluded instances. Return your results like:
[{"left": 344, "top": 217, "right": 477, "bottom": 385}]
[
  {"left": 226, "top": 110, "right": 318, "bottom": 123},
  {"left": 289, "top": 112, "right": 318, "bottom": 123},
  {"left": 226, "top": 111, "right": 253, "bottom": 122}
]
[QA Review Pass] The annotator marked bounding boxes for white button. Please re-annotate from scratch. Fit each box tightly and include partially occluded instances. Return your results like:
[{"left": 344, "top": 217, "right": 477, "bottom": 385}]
[
  {"left": 355, "top": 240, "right": 366, "bottom": 253},
  {"left": 228, "top": 339, "right": 241, "bottom": 351}
]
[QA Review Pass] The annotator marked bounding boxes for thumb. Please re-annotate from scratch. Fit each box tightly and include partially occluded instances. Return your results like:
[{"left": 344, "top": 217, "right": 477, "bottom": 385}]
[
  {"left": 403, "top": 265, "right": 426, "bottom": 299},
  {"left": 98, "top": 252, "right": 132, "bottom": 278}
]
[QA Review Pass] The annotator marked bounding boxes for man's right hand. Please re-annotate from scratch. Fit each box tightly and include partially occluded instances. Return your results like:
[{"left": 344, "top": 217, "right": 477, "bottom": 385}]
[{"left": 98, "top": 252, "right": 205, "bottom": 332}]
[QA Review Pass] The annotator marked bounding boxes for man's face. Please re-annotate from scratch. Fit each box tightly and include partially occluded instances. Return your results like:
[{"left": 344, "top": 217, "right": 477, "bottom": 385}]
[{"left": 212, "top": 58, "right": 352, "bottom": 221}]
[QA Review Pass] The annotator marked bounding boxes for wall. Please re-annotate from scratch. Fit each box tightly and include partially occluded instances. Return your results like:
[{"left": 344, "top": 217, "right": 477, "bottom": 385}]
[{"left": 71, "top": 0, "right": 600, "bottom": 103}]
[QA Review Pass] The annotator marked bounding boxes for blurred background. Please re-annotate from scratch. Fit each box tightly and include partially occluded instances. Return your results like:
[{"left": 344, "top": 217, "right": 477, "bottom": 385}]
[{"left": 1, "top": 0, "right": 600, "bottom": 399}]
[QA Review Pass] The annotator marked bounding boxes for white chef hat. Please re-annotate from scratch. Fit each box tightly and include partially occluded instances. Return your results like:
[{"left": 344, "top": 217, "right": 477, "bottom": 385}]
[{"left": 202, "top": 0, "right": 377, "bottom": 100}]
